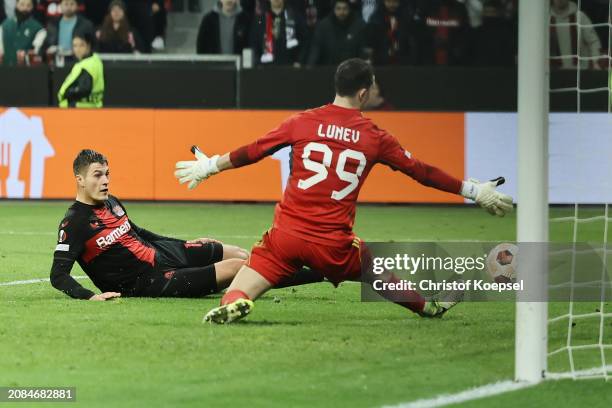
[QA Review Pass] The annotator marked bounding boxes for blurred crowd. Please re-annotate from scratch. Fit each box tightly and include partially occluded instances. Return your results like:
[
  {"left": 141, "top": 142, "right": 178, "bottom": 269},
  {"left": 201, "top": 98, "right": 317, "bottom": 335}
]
[
  {"left": 0, "top": 0, "right": 167, "bottom": 65},
  {"left": 0, "top": 0, "right": 610, "bottom": 68}
]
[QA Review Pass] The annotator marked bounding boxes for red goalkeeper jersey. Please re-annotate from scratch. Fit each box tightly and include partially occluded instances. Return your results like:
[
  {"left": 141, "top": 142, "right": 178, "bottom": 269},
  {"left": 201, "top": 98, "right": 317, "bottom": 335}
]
[{"left": 230, "top": 104, "right": 462, "bottom": 246}]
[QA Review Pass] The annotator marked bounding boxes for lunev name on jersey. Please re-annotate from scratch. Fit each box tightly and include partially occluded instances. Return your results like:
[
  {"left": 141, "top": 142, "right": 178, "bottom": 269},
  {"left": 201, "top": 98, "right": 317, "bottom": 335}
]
[{"left": 317, "top": 124, "right": 360, "bottom": 144}]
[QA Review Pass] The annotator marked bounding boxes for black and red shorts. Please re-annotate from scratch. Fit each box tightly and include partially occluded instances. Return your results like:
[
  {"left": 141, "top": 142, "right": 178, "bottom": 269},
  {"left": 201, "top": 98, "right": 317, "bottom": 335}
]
[{"left": 136, "top": 240, "right": 224, "bottom": 298}]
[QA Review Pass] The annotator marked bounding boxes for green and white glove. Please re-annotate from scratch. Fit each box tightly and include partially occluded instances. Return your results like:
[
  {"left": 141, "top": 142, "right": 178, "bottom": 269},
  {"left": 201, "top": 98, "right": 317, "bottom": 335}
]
[
  {"left": 174, "top": 146, "right": 220, "bottom": 190},
  {"left": 461, "top": 177, "right": 513, "bottom": 217}
]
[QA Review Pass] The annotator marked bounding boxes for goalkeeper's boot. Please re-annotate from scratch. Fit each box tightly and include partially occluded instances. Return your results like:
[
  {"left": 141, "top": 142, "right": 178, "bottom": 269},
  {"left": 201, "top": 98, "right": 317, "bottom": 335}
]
[
  {"left": 203, "top": 298, "right": 254, "bottom": 324},
  {"left": 419, "top": 282, "right": 465, "bottom": 318}
]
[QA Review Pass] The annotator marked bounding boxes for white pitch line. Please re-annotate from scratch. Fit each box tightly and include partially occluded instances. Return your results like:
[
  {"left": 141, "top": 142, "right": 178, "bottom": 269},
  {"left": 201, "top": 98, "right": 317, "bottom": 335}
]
[
  {"left": 0, "top": 231, "right": 56, "bottom": 236},
  {"left": 382, "top": 380, "right": 535, "bottom": 408},
  {"left": 0, "top": 276, "right": 88, "bottom": 287}
]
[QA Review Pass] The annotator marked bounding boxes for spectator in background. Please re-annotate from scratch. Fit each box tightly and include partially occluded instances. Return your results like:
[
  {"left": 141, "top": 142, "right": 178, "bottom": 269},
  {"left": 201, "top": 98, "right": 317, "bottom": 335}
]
[
  {"left": 196, "top": 0, "right": 250, "bottom": 55},
  {"left": 362, "top": 80, "right": 394, "bottom": 110},
  {"left": 289, "top": 0, "right": 332, "bottom": 31},
  {"left": 288, "top": 0, "right": 331, "bottom": 60},
  {"left": 550, "top": 0, "right": 603, "bottom": 69},
  {"left": 150, "top": 0, "right": 166, "bottom": 51},
  {"left": 581, "top": 0, "right": 610, "bottom": 51},
  {"left": 82, "top": 0, "right": 163, "bottom": 52},
  {"left": 124, "top": 0, "right": 154, "bottom": 53},
  {"left": 36, "top": 0, "right": 85, "bottom": 25},
  {"left": 465, "top": 0, "right": 517, "bottom": 66},
  {"left": 96, "top": 0, "right": 140, "bottom": 53},
  {"left": 411, "top": 0, "right": 470, "bottom": 65},
  {"left": 366, "top": 0, "right": 416, "bottom": 65},
  {"left": 250, "top": 0, "right": 307, "bottom": 65},
  {"left": 307, "top": 0, "right": 366, "bottom": 66},
  {"left": 360, "top": 0, "right": 376, "bottom": 22},
  {"left": 282, "top": 0, "right": 332, "bottom": 74},
  {"left": 36, "top": 0, "right": 65, "bottom": 24},
  {"left": 57, "top": 31, "right": 104, "bottom": 107},
  {"left": 43, "top": 0, "right": 94, "bottom": 58},
  {"left": 0, "top": 0, "right": 46, "bottom": 65}
]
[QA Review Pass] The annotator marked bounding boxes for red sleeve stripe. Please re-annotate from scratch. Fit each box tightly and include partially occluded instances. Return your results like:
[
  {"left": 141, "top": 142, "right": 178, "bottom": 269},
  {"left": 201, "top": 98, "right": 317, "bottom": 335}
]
[{"left": 229, "top": 145, "right": 252, "bottom": 168}]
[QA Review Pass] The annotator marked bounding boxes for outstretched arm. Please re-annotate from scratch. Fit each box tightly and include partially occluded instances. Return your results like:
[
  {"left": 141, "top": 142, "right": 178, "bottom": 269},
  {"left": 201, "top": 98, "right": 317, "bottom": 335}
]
[
  {"left": 175, "top": 115, "right": 296, "bottom": 189},
  {"left": 378, "top": 130, "right": 513, "bottom": 216}
]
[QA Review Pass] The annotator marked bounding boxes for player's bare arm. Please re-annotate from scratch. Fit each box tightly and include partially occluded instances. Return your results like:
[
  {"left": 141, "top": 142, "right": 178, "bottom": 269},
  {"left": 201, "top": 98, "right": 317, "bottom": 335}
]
[{"left": 175, "top": 127, "right": 512, "bottom": 218}]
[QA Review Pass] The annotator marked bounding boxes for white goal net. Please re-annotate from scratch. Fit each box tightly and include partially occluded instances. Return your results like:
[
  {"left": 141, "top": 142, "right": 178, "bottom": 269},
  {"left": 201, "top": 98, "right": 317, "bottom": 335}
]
[{"left": 545, "top": 0, "right": 612, "bottom": 381}]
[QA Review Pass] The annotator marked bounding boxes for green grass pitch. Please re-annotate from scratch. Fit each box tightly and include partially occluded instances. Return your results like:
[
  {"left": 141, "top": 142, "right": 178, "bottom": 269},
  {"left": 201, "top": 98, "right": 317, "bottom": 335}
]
[{"left": 0, "top": 201, "right": 610, "bottom": 407}]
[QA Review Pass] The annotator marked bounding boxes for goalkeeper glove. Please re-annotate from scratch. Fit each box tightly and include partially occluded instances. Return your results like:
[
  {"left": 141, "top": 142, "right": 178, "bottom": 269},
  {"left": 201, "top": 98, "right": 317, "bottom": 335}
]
[
  {"left": 174, "top": 146, "right": 220, "bottom": 190},
  {"left": 461, "top": 177, "right": 513, "bottom": 217}
]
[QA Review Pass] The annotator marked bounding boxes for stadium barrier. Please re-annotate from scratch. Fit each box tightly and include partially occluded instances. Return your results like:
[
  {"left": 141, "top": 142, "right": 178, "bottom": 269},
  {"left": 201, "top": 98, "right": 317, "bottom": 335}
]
[
  {"left": 0, "top": 65, "right": 49, "bottom": 106},
  {"left": 0, "top": 63, "right": 608, "bottom": 111}
]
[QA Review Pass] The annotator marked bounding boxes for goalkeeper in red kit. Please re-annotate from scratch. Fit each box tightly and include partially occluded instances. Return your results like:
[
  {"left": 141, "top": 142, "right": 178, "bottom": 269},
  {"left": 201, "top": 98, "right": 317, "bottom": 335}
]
[{"left": 174, "top": 59, "right": 513, "bottom": 324}]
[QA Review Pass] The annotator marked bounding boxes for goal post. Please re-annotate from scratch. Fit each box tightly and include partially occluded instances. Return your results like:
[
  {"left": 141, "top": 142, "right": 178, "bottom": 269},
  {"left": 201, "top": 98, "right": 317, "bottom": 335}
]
[
  {"left": 516, "top": 0, "right": 612, "bottom": 383},
  {"left": 515, "top": 0, "right": 549, "bottom": 383}
]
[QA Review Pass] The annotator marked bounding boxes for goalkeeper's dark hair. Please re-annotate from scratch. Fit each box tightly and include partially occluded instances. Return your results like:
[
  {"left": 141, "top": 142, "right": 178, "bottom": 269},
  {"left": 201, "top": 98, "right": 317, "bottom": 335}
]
[
  {"left": 334, "top": 58, "right": 374, "bottom": 97},
  {"left": 73, "top": 149, "right": 108, "bottom": 175}
]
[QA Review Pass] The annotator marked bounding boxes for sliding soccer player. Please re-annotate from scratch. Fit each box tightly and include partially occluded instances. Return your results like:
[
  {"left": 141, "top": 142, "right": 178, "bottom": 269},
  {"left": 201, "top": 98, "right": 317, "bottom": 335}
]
[
  {"left": 50, "top": 149, "right": 250, "bottom": 301},
  {"left": 175, "top": 58, "right": 513, "bottom": 323}
]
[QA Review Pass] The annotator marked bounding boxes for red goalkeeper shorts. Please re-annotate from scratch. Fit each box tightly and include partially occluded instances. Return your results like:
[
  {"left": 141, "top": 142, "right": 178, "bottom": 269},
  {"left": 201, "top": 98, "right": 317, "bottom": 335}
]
[{"left": 247, "top": 228, "right": 364, "bottom": 286}]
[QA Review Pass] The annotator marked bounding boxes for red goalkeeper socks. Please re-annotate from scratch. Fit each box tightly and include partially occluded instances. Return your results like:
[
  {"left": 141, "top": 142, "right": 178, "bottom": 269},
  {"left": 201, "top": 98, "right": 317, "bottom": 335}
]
[
  {"left": 221, "top": 290, "right": 251, "bottom": 306},
  {"left": 381, "top": 275, "right": 426, "bottom": 313}
]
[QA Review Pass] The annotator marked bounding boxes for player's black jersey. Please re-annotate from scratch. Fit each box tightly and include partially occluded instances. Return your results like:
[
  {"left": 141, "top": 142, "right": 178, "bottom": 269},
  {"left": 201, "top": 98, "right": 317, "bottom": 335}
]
[{"left": 50, "top": 195, "right": 185, "bottom": 299}]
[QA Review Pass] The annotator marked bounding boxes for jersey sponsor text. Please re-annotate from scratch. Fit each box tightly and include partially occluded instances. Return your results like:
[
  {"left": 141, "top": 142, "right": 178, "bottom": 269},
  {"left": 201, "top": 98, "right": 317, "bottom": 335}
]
[{"left": 96, "top": 219, "right": 131, "bottom": 248}]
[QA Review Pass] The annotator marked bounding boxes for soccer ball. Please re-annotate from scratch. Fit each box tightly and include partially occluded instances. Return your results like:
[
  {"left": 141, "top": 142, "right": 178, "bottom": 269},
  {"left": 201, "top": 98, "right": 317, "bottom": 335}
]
[{"left": 486, "top": 243, "right": 518, "bottom": 283}]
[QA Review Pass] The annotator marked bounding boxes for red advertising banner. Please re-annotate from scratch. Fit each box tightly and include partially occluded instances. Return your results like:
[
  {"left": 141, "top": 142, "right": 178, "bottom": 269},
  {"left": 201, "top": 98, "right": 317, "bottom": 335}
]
[{"left": 0, "top": 108, "right": 464, "bottom": 203}]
